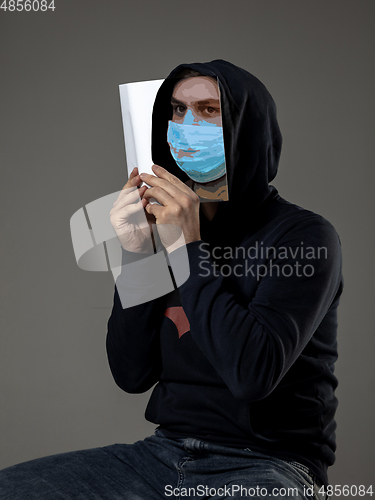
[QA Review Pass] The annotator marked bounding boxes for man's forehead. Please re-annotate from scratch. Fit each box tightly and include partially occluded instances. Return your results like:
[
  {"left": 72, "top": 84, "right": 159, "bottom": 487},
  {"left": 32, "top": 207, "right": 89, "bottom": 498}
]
[{"left": 172, "top": 77, "right": 219, "bottom": 100}]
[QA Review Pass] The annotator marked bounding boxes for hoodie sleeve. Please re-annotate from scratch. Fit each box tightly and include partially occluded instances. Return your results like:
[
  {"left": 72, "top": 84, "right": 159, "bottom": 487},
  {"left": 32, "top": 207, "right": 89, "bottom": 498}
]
[
  {"left": 106, "top": 248, "right": 168, "bottom": 394},
  {"left": 167, "top": 217, "right": 343, "bottom": 402},
  {"left": 106, "top": 287, "right": 165, "bottom": 394}
]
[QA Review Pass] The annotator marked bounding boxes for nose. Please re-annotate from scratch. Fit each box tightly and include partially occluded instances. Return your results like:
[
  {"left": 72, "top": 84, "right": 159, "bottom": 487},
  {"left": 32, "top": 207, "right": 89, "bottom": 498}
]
[{"left": 182, "top": 109, "right": 200, "bottom": 125}]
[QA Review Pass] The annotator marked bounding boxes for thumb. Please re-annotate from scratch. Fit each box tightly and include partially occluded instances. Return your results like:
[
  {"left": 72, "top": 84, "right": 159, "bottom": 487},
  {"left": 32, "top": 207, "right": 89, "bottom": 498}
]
[{"left": 145, "top": 202, "right": 161, "bottom": 220}]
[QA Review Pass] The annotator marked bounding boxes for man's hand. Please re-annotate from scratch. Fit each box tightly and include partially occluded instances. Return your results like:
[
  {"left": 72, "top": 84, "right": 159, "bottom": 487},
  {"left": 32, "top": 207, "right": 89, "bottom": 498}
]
[
  {"left": 141, "top": 165, "right": 201, "bottom": 253},
  {"left": 110, "top": 167, "right": 156, "bottom": 254}
]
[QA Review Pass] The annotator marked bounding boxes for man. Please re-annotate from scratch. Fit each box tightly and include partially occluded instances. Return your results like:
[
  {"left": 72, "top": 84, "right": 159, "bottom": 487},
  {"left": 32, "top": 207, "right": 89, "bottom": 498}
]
[
  {"left": 107, "top": 60, "right": 343, "bottom": 499},
  {"left": 0, "top": 60, "right": 342, "bottom": 500}
]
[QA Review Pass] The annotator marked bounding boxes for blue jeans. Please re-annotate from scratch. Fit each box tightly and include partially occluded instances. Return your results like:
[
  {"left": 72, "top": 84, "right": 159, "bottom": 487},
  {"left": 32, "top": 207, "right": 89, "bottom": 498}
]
[{"left": 0, "top": 429, "right": 327, "bottom": 499}]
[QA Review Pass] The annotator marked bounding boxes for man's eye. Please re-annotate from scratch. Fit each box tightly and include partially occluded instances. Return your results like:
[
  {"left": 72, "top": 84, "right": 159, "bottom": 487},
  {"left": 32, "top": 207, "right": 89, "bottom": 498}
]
[
  {"left": 172, "top": 105, "right": 186, "bottom": 115},
  {"left": 199, "top": 105, "right": 220, "bottom": 115}
]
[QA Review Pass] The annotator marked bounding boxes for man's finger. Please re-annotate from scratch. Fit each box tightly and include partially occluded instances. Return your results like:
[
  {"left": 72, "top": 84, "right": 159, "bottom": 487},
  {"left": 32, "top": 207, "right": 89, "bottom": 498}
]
[
  {"left": 140, "top": 165, "right": 196, "bottom": 200},
  {"left": 111, "top": 185, "right": 147, "bottom": 213},
  {"left": 145, "top": 202, "right": 164, "bottom": 220},
  {"left": 143, "top": 186, "right": 175, "bottom": 207},
  {"left": 152, "top": 165, "right": 195, "bottom": 196},
  {"left": 122, "top": 169, "right": 140, "bottom": 190},
  {"left": 112, "top": 185, "right": 146, "bottom": 210},
  {"left": 140, "top": 173, "right": 189, "bottom": 202},
  {"left": 112, "top": 197, "right": 148, "bottom": 221}
]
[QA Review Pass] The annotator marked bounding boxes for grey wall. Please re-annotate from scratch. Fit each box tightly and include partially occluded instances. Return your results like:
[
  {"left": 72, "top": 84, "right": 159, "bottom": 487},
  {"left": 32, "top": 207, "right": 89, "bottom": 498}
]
[{"left": 1, "top": 0, "right": 374, "bottom": 489}]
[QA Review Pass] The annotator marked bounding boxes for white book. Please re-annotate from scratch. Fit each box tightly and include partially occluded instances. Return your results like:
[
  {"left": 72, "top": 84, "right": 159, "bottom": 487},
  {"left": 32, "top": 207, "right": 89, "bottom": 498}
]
[{"left": 119, "top": 78, "right": 164, "bottom": 177}]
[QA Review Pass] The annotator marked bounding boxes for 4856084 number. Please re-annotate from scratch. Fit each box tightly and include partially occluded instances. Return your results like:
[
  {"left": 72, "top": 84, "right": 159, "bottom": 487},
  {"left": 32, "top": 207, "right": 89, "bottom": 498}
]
[
  {"left": 1, "top": 0, "right": 55, "bottom": 11},
  {"left": 318, "top": 484, "right": 373, "bottom": 497}
]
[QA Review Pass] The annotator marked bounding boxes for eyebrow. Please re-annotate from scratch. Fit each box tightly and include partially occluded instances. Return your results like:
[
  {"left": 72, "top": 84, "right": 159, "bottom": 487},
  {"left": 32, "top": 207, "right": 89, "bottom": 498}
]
[{"left": 171, "top": 97, "right": 220, "bottom": 106}]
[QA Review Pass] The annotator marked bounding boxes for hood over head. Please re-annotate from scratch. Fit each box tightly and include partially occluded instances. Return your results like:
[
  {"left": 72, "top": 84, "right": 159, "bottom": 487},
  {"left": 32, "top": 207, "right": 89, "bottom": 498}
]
[{"left": 151, "top": 59, "right": 282, "bottom": 247}]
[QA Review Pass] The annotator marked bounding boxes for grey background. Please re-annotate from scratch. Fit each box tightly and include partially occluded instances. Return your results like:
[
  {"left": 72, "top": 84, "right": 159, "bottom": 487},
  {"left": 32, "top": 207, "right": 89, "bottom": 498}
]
[{"left": 0, "top": 0, "right": 374, "bottom": 490}]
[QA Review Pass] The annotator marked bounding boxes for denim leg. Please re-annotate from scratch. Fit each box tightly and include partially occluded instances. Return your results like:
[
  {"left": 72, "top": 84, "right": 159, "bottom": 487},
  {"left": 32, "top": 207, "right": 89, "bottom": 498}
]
[
  {"left": 0, "top": 433, "right": 185, "bottom": 500},
  {"left": 171, "top": 437, "right": 324, "bottom": 500},
  {"left": 0, "top": 432, "right": 328, "bottom": 500}
]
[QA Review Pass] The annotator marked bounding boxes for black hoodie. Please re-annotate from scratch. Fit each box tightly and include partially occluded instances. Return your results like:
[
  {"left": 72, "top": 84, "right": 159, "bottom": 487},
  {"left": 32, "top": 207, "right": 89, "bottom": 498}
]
[{"left": 107, "top": 60, "right": 343, "bottom": 487}]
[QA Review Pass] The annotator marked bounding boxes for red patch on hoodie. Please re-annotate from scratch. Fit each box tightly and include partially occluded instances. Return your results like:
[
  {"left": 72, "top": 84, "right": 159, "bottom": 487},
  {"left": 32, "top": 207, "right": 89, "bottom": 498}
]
[{"left": 164, "top": 306, "right": 190, "bottom": 338}]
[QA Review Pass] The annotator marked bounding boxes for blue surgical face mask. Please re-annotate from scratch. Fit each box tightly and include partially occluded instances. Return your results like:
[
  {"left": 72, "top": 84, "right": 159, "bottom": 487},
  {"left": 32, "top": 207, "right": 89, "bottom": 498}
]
[{"left": 167, "top": 110, "right": 226, "bottom": 183}]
